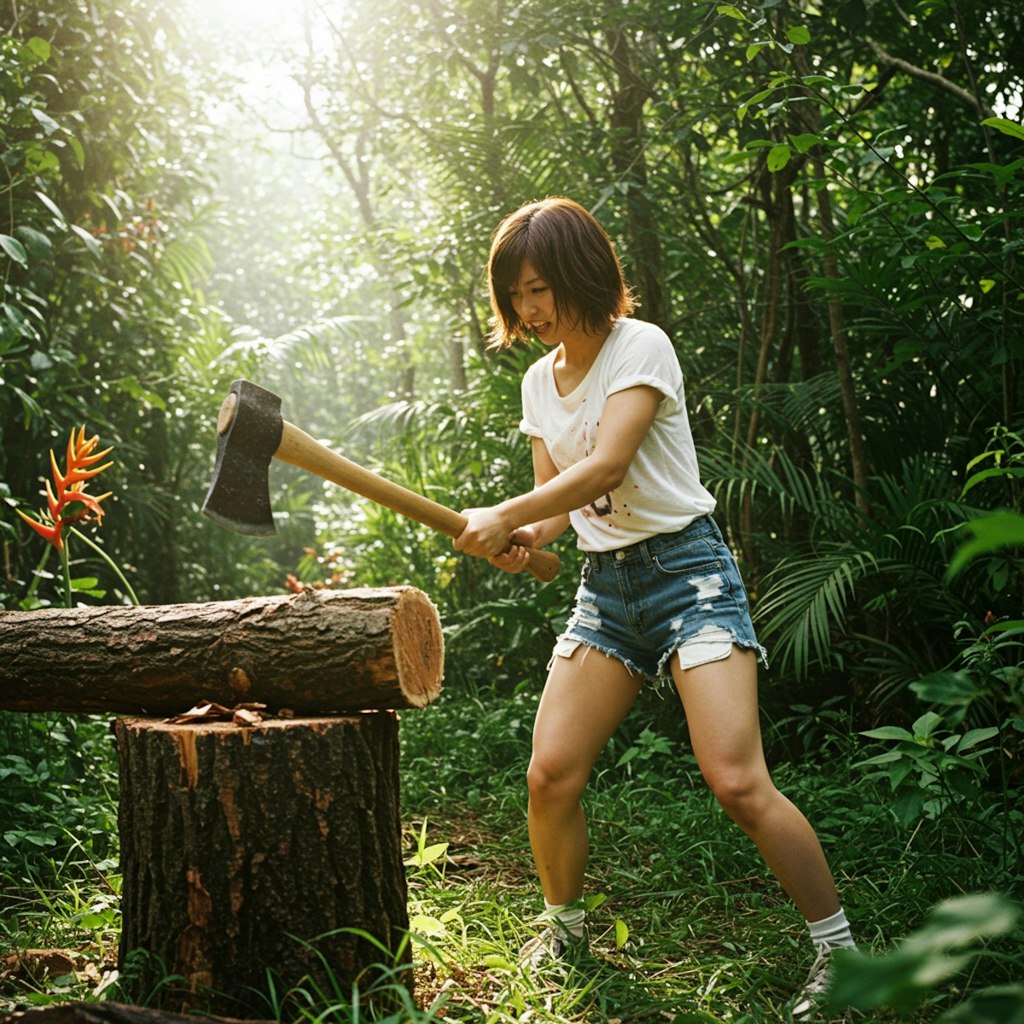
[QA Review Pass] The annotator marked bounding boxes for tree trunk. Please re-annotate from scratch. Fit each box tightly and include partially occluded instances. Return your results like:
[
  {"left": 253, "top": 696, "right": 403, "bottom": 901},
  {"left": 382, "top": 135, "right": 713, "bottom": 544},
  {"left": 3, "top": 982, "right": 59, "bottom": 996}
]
[
  {"left": 605, "top": 28, "right": 666, "bottom": 327},
  {"left": 812, "top": 153, "right": 872, "bottom": 516},
  {"left": 115, "top": 712, "right": 409, "bottom": 1017},
  {"left": 0, "top": 587, "right": 443, "bottom": 715}
]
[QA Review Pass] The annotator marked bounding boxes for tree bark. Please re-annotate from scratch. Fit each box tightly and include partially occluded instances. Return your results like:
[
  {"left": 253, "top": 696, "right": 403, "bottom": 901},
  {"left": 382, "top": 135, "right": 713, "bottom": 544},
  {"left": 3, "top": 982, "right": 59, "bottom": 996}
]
[
  {"left": 0, "top": 587, "right": 443, "bottom": 715},
  {"left": 115, "top": 712, "right": 409, "bottom": 1017}
]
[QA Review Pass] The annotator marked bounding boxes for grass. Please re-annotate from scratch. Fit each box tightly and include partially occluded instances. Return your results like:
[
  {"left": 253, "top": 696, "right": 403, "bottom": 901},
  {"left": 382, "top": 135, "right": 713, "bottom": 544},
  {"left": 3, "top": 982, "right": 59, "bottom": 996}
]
[{"left": 1, "top": 690, "right": 1022, "bottom": 1022}]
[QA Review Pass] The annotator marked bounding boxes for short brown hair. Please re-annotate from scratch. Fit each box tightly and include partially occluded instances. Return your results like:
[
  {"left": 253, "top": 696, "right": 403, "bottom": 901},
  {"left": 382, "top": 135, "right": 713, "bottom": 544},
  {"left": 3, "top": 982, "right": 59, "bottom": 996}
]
[{"left": 486, "top": 197, "right": 636, "bottom": 349}]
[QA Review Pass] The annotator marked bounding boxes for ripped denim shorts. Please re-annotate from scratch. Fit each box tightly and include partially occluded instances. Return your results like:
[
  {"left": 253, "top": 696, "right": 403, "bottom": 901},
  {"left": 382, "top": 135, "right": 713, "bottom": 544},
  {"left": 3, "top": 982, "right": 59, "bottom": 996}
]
[{"left": 550, "top": 515, "right": 768, "bottom": 680}]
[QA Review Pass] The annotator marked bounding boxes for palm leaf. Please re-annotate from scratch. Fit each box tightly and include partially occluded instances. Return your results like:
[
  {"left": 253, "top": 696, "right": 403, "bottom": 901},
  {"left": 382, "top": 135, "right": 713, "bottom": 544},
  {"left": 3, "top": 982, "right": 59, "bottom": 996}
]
[{"left": 757, "top": 547, "right": 882, "bottom": 678}]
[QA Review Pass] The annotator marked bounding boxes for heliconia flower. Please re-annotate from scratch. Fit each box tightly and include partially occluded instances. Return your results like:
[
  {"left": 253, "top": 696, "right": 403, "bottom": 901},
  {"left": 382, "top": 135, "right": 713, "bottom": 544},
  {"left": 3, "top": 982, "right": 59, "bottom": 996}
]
[{"left": 16, "top": 425, "right": 114, "bottom": 553}]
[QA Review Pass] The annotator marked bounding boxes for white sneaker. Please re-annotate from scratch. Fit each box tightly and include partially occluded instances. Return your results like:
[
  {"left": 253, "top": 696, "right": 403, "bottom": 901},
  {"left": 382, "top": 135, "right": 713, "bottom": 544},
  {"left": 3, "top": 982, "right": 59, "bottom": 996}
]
[
  {"left": 518, "top": 924, "right": 586, "bottom": 972},
  {"left": 792, "top": 944, "right": 834, "bottom": 1020}
]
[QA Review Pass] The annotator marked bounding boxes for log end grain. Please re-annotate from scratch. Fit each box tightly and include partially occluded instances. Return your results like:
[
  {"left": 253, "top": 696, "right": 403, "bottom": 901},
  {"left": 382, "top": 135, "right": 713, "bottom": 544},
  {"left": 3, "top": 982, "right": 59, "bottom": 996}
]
[{"left": 389, "top": 585, "right": 444, "bottom": 708}]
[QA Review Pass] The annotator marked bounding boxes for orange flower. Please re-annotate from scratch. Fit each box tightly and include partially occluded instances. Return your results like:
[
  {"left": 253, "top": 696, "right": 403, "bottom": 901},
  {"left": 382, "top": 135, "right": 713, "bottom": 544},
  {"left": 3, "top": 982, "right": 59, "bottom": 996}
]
[{"left": 17, "top": 426, "right": 113, "bottom": 552}]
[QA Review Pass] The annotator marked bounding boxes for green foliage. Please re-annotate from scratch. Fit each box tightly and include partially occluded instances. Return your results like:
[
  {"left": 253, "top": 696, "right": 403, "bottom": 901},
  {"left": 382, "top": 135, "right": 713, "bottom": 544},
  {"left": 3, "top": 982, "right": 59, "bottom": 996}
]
[
  {"left": 858, "top": 711, "right": 1000, "bottom": 827},
  {"left": 0, "top": 711, "right": 120, "bottom": 981},
  {"left": 825, "top": 894, "right": 1024, "bottom": 1020}
]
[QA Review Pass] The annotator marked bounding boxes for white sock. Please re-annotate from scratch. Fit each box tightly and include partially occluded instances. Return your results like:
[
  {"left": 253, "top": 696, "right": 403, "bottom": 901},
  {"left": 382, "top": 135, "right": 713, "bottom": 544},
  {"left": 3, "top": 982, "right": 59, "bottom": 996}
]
[
  {"left": 807, "top": 907, "right": 856, "bottom": 950},
  {"left": 543, "top": 898, "right": 586, "bottom": 939}
]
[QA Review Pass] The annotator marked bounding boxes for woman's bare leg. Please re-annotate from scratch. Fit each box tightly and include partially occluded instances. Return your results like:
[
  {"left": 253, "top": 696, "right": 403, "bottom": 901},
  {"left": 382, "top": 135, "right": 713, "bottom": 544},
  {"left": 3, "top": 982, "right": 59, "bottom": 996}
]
[
  {"left": 672, "top": 648, "right": 841, "bottom": 922},
  {"left": 528, "top": 646, "right": 642, "bottom": 905}
]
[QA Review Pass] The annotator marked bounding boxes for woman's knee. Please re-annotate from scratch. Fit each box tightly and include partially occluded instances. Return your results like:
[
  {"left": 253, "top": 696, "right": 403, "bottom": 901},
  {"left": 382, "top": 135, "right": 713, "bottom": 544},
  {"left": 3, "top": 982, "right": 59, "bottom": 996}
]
[
  {"left": 527, "top": 755, "right": 586, "bottom": 806},
  {"left": 705, "top": 767, "right": 775, "bottom": 829}
]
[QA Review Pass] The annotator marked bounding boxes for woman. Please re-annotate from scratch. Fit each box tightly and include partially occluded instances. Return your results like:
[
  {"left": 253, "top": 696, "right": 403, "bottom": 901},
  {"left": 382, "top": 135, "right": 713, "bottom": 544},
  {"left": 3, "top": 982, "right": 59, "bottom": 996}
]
[{"left": 454, "top": 196, "right": 854, "bottom": 1017}]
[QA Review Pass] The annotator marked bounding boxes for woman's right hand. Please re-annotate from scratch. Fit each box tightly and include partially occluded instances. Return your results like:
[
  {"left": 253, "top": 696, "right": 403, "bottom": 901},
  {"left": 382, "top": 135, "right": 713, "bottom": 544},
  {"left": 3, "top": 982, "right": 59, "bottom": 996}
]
[{"left": 488, "top": 524, "right": 540, "bottom": 575}]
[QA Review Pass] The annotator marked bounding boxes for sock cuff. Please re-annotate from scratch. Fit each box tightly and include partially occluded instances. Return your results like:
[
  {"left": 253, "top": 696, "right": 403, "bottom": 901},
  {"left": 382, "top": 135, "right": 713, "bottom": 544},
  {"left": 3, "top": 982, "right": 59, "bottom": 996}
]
[
  {"left": 543, "top": 899, "right": 586, "bottom": 938},
  {"left": 807, "top": 907, "right": 855, "bottom": 949}
]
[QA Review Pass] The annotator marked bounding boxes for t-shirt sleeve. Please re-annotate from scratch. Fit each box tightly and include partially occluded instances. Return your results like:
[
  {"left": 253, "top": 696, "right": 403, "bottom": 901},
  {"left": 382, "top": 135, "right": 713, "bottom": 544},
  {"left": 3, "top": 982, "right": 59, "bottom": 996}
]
[
  {"left": 603, "top": 324, "right": 682, "bottom": 409},
  {"left": 519, "top": 364, "right": 544, "bottom": 437}
]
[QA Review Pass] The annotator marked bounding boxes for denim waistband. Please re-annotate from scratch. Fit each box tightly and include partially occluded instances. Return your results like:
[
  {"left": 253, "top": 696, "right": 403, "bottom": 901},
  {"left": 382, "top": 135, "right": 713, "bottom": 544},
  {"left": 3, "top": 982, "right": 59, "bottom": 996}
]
[{"left": 584, "top": 515, "right": 719, "bottom": 570}]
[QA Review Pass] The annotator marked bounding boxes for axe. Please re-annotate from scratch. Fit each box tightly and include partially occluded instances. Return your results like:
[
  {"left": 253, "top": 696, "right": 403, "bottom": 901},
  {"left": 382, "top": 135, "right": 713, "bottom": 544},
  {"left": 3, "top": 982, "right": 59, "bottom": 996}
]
[{"left": 201, "top": 380, "right": 560, "bottom": 583}]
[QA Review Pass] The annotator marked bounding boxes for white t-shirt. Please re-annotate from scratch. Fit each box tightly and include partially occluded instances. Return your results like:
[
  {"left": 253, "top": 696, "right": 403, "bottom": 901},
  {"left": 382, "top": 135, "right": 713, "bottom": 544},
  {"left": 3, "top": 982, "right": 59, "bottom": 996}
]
[{"left": 519, "top": 317, "right": 716, "bottom": 552}]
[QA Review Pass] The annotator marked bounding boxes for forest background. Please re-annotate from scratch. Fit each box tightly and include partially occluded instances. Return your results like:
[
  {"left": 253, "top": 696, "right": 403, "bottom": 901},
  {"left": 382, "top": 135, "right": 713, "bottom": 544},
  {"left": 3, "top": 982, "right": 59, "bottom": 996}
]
[{"left": 1, "top": 0, "right": 1022, "bottom": 1021}]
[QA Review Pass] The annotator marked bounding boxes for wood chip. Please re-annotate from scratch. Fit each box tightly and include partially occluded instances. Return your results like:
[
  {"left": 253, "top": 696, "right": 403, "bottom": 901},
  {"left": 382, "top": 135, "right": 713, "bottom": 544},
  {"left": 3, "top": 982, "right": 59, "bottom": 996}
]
[{"left": 164, "top": 701, "right": 267, "bottom": 725}]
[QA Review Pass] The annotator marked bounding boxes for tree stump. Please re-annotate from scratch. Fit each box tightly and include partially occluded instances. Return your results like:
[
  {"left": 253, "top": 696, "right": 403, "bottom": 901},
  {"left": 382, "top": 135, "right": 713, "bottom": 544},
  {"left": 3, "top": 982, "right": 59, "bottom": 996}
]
[
  {"left": 115, "top": 712, "right": 409, "bottom": 1016},
  {"left": 0, "top": 587, "right": 442, "bottom": 714}
]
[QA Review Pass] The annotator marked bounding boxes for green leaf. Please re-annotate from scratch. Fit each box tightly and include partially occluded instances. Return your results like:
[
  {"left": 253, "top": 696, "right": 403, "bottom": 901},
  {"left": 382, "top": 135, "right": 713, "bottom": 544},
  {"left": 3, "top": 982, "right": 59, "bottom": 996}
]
[
  {"left": 614, "top": 918, "right": 629, "bottom": 949},
  {"left": 78, "top": 910, "right": 115, "bottom": 930},
  {"left": 4, "top": 829, "right": 57, "bottom": 848},
  {"left": 825, "top": 945, "right": 965, "bottom": 1013},
  {"left": 912, "top": 711, "right": 943, "bottom": 739},
  {"left": 68, "top": 136, "right": 86, "bottom": 170},
  {"left": 409, "top": 913, "right": 446, "bottom": 938},
  {"left": 786, "top": 26, "right": 811, "bottom": 45},
  {"left": 717, "top": 4, "right": 747, "bottom": 21},
  {"left": 25, "top": 37, "right": 51, "bottom": 61},
  {"left": 980, "top": 278, "right": 997, "bottom": 293},
  {"left": 35, "top": 191, "right": 67, "bottom": 225},
  {"left": 946, "top": 511, "right": 1024, "bottom": 579},
  {"left": 938, "top": 985, "right": 1024, "bottom": 1024},
  {"left": 480, "top": 953, "right": 513, "bottom": 970},
  {"left": 30, "top": 108, "right": 61, "bottom": 136},
  {"left": 14, "top": 225, "right": 52, "bottom": 258},
  {"left": 957, "top": 727, "right": 999, "bottom": 751},
  {"left": 404, "top": 841, "right": 448, "bottom": 867},
  {"left": 0, "top": 234, "right": 28, "bottom": 268},
  {"left": 746, "top": 42, "right": 766, "bottom": 61},
  {"left": 960, "top": 465, "right": 1024, "bottom": 498},
  {"left": 981, "top": 116, "right": 1024, "bottom": 142},
  {"left": 738, "top": 86, "right": 777, "bottom": 122},
  {"left": 907, "top": 893, "right": 1020, "bottom": 951},
  {"left": 767, "top": 143, "right": 791, "bottom": 171},
  {"left": 857, "top": 750, "right": 904, "bottom": 766},
  {"left": 70, "top": 223, "right": 102, "bottom": 258},
  {"left": 789, "top": 132, "right": 821, "bottom": 153},
  {"left": 861, "top": 726, "right": 915, "bottom": 742},
  {"left": 118, "top": 375, "right": 168, "bottom": 410},
  {"left": 910, "top": 671, "right": 979, "bottom": 707}
]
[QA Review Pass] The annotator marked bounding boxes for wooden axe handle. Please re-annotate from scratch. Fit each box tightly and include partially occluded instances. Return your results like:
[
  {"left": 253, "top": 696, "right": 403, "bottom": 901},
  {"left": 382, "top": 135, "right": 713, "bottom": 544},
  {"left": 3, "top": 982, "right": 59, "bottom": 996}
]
[{"left": 275, "top": 421, "right": 560, "bottom": 583}]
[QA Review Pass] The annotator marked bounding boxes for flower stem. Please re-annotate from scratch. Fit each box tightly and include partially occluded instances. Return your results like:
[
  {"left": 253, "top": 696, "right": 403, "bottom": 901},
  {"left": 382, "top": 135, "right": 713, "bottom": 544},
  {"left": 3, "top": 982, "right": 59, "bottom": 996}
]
[
  {"left": 60, "top": 541, "right": 72, "bottom": 609},
  {"left": 69, "top": 527, "right": 140, "bottom": 606}
]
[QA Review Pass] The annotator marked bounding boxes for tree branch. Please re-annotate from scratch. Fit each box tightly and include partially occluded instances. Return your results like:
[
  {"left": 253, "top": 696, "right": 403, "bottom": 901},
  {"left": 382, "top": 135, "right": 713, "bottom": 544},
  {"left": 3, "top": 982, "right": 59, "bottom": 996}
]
[{"left": 866, "top": 38, "right": 995, "bottom": 118}]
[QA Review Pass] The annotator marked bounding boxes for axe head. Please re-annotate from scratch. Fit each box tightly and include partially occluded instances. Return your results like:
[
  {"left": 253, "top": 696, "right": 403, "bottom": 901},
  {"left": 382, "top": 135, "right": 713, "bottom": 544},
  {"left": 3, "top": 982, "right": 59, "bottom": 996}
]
[{"left": 201, "top": 379, "right": 284, "bottom": 536}]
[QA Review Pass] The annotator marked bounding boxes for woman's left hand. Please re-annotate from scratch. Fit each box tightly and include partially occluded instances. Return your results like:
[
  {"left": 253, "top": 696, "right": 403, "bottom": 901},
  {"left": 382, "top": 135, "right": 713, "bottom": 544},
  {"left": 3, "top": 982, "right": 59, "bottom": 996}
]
[{"left": 453, "top": 506, "right": 515, "bottom": 560}]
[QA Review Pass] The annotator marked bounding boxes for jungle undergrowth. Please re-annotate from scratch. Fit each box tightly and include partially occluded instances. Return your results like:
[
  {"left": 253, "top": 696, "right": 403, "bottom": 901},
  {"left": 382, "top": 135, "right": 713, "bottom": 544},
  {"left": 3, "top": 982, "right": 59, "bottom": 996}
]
[{"left": 1, "top": 687, "right": 1021, "bottom": 1022}]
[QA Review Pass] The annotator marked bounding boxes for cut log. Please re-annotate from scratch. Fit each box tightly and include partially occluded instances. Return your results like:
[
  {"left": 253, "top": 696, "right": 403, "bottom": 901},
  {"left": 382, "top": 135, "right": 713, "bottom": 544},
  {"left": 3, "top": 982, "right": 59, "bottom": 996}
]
[
  {"left": 115, "top": 713, "right": 409, "bottom": 1017},
  {"left": 0, "top": 587, "right": 442, "bottom": 714}
]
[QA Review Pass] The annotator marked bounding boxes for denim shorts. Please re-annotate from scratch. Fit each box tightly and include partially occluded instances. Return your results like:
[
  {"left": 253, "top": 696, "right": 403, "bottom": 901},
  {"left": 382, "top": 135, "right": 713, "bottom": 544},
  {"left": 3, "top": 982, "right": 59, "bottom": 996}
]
[{"left": 550, "top": 515, "right": 768, "bottom": 680}]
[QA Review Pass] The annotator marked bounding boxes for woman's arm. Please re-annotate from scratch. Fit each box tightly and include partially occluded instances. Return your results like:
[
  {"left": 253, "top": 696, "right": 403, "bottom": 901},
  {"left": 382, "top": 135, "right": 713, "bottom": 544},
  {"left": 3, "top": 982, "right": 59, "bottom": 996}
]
[
  {"left": 455, "top": 384, "right": 663, "bottom": 560},
  {"left": 518, "top": 437, "right": 571, "bottom": 548}
]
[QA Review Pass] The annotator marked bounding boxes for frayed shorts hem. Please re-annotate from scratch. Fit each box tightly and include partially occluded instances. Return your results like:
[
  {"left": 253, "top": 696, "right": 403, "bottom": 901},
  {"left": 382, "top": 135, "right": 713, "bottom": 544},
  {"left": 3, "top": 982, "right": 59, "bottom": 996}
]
[
  {"left": 548, "top": 633, "right": 768, "bottom": 682},
  {"left": 656, "top": 635, "right": 769, "bottom": 677},
  {"left": 546, "top": 637, "right": 647, "bottom": 678}
]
